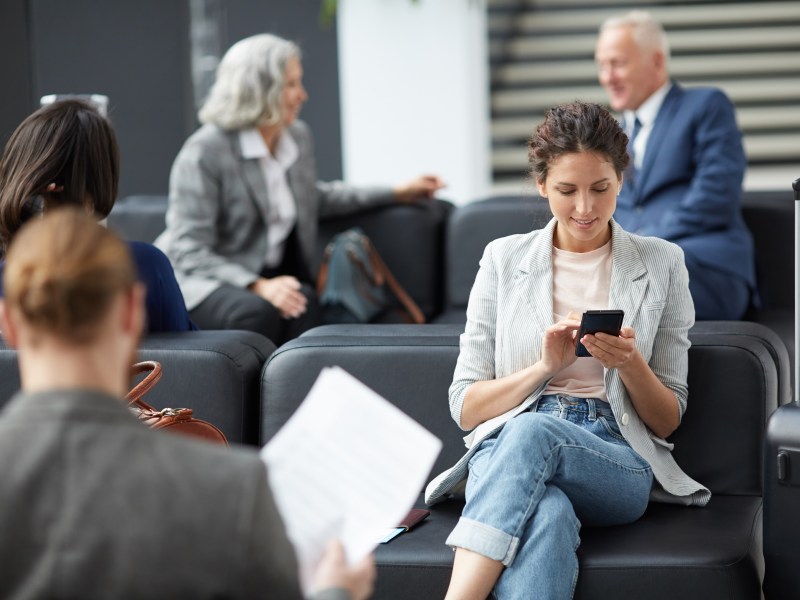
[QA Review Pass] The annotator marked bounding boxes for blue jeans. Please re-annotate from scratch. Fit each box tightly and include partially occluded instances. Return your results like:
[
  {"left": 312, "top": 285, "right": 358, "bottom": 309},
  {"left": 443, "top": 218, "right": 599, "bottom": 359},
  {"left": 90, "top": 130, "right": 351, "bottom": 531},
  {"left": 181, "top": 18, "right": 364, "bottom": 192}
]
[{"left": 446, "top": 395, "right": 653, "bottom": 599}]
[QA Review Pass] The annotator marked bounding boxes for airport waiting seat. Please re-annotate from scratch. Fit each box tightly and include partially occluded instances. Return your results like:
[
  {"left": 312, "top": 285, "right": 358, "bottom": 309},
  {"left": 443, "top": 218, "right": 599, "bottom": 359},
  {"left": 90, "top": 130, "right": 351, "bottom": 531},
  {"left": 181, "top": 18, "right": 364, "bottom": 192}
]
[
  {"left": 260, "top": 322, "right": 788, "bottom": 599},
  {"left": 0, "top": 330, "right": 275, "bottom": 446}
]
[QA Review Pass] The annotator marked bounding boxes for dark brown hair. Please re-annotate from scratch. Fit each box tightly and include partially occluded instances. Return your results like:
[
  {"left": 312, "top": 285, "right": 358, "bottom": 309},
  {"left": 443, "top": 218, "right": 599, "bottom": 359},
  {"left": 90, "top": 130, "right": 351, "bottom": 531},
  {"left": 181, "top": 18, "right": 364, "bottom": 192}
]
[
  {"left": 528, "top": 101, "right": 629, "bottom": 184},
  {"left": 0, "top": 99, "right": 120, "bottom": 252},
  {"left": 3, "top": 208, "right": 136, "bottom": 344}
]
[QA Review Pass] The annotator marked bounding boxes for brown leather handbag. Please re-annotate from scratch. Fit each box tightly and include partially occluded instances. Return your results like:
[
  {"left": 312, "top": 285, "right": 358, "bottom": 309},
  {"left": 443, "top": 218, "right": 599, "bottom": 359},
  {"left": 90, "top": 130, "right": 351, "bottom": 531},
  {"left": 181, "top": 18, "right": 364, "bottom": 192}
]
[{"left": 126, "top": 361, "right": 228, "bottom": 446}]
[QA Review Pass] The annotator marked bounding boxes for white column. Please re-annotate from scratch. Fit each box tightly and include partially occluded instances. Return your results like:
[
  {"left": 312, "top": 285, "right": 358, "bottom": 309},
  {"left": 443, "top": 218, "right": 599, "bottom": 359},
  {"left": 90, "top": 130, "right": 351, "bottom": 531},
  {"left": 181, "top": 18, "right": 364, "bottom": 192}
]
[{"left": 337, "top": 0, "right": 490, "bottom": 205}]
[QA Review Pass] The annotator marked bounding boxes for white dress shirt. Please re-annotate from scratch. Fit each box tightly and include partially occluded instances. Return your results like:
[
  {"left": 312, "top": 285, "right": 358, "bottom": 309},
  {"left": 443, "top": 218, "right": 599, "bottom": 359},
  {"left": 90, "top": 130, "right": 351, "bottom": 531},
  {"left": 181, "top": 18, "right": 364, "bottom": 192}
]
[
  {"left": 238, "top": 128, "right": 299, "bottom": 269},
  {"left": 624, "top": 81, "right": 672, "bottom": 171}
]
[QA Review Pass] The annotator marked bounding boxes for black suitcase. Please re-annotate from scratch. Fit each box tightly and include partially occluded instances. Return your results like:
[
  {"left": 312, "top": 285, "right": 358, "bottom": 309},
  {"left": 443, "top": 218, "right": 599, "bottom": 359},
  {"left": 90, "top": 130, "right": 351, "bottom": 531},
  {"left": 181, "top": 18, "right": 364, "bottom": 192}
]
[{"left": 763, "top": 178, "right": 800, "bottom": 599}]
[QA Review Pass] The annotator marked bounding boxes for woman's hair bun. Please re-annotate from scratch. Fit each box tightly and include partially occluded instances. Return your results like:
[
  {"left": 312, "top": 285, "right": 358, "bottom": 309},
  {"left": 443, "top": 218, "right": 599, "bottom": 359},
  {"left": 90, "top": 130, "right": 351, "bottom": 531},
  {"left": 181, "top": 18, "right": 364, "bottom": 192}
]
[{"left": 3, "top": 207, "right": 137, "bottom": 342}]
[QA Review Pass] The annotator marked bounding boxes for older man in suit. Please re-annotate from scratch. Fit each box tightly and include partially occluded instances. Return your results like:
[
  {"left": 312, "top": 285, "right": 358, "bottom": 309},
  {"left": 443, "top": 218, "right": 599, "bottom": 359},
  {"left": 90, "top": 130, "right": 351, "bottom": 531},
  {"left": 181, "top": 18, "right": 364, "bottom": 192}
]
[{"left": 595, "top": 11, "right": 756, "bottom": 320}]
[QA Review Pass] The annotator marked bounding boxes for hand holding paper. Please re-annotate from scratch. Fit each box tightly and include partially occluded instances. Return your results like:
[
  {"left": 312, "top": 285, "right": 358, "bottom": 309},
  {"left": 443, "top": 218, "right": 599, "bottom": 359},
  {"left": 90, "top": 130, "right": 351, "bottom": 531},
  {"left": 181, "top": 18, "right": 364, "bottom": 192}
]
[{"left": 261, "top": 366, "right": 442, "bottom": 592}]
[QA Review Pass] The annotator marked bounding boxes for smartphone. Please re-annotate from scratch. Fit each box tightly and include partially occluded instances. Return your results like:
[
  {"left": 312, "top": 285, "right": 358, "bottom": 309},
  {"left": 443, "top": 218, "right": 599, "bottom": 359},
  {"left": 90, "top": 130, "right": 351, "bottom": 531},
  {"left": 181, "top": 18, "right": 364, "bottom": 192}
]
[{"left": 575, "top": 310, "right": 624, "bottom": 357}]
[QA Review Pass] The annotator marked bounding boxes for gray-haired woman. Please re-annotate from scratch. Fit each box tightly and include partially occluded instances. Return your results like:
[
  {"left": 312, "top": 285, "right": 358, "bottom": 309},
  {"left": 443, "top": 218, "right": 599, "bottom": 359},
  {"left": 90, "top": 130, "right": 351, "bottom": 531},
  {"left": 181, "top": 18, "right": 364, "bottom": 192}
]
[{"left": 155, "top": 33, "right": 443, "bottom": 345}]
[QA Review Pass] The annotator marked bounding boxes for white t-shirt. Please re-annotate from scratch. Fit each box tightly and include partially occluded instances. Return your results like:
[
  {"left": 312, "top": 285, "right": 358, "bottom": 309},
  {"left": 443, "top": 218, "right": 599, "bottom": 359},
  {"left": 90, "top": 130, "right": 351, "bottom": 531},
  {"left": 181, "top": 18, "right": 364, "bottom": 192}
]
[
  {"left": 543, "top": 240, "right": 613, "bottom": 401},
  {"left": 624, "top": 81, "right": 672, "bottom": 171}
]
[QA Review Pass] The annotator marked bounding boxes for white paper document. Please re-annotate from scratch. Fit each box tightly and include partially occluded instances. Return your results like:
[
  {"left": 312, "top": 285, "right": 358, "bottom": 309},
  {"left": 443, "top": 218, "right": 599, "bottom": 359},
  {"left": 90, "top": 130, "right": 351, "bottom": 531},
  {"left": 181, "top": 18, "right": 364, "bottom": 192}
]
[{"left": 260, "top": 366, "right": 442, "bottom": 592}]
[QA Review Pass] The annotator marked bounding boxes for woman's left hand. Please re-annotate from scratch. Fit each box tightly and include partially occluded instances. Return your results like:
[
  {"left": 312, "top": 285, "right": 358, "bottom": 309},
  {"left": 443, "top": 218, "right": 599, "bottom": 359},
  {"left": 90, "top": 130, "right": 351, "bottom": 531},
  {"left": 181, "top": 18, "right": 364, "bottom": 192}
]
[
  {"left": 393, "top": 174, "right": 446, "bottom": 203},
  {"left": 581, "top": 326, "right": 638, "bottom": 370}
]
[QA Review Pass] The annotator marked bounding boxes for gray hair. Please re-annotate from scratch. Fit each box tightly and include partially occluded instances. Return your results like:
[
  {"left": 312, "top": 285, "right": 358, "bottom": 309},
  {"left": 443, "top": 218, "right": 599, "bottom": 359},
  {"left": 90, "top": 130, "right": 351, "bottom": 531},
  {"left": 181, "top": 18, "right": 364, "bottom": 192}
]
[
  {"left": 600, "top": 10, "right": 671, "bottom": 65},
  {"left": 198, "top": 34, "right": 301, "bottom": 130}
]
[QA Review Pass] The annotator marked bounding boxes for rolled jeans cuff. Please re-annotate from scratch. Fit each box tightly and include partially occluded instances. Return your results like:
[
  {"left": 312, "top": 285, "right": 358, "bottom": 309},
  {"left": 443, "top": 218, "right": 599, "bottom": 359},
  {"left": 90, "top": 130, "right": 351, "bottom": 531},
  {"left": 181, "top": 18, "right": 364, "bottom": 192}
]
[{"left": 445, "top": 517, "right": 520, "bottom": 566}]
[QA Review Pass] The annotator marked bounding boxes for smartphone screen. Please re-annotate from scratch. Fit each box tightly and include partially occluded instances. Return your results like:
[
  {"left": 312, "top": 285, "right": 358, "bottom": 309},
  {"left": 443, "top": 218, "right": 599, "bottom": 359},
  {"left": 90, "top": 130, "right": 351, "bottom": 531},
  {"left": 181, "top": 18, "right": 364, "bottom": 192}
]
[{"left": 575, "top": 310, "right": 624, "bottom": 357}]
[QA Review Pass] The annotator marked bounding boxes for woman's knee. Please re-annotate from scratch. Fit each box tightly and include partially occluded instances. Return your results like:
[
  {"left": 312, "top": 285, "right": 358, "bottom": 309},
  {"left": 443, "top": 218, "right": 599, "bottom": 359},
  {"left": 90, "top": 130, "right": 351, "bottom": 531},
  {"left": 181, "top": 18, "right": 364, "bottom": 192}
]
[
  {"left": 193, "top": 286, "right": 282, "bottom": 339},
  {"left": 499, "top": 412, "right": 564, "bottom": 449}
]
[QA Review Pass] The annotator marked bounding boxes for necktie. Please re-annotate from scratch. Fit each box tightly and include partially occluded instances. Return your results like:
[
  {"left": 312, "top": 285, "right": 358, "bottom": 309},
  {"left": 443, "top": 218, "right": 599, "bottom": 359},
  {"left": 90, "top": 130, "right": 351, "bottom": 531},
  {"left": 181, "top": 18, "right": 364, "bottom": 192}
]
[
  {"left": 627, "top": 116, "right": 642, "bottom": 186},
  {"left": 628, "top": 116, "right": 642, "bottom": 171}
]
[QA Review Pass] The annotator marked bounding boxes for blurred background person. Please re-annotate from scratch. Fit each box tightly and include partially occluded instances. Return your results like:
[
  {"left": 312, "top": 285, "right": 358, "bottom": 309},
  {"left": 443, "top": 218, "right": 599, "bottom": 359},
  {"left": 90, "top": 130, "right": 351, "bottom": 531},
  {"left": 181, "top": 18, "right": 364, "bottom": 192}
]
[
  {"left": 155, "top": 33, "right": 443, "bottom": 345},
  {"left": 0, "top": 99, "right": 196, "bottom": 332},
  {"left": 595, "top": 10, "right": 756, "bottom": 320},
  {"left": 0, "top": 208, "right": 373, "bottom": 600}
]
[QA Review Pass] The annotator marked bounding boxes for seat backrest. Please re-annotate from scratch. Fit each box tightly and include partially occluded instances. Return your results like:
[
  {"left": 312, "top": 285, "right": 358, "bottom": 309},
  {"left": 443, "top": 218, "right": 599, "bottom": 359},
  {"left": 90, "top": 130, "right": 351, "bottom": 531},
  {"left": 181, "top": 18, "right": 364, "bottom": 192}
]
[
  {"left": 741, "top": 190, "right": 793, "bottom": 311},
  {"left": 260, "top": 322, "right": 781, "bottom": 495},
  {"left": 445, "top": 196, "right": 551, "bottom": 313},
  {"left": 673, "top": 326, "right": 781, "bottom": 495},
  {"left": 261, "top": 327, "right": 465, "bottom": 478},
  {"left": 108, "top": 195, "right": 170, "bottom": 243},
  {"left": 317, "top": 200, "right": 453, "bottom": 321},
  {"left": 0, "top": 331, "right": 275, "bottom": 446}
]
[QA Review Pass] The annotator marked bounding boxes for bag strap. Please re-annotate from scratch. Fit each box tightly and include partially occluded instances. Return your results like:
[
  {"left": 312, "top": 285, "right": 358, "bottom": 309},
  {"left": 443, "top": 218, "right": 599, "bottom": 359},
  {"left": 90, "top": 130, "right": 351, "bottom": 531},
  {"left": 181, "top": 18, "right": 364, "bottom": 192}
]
[
  {"left": 316, "top": 230, "right": 426, "bottom": 324},
  {"left": 367, "top": 242, "right": 425, "bottom": 324},
  {"left": 316, "top": 244, "right": 332, "bottom": 296},
  {"left": 126, "top": 361, "right": 162, "bottom": 411}
]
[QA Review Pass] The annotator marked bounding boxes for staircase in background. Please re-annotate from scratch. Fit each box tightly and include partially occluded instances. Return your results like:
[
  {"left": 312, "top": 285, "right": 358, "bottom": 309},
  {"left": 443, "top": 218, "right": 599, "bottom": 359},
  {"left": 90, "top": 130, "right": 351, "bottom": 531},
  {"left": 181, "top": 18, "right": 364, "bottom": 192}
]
[{"left": 488, "top": 0, "right": 800, "bottom": 191}]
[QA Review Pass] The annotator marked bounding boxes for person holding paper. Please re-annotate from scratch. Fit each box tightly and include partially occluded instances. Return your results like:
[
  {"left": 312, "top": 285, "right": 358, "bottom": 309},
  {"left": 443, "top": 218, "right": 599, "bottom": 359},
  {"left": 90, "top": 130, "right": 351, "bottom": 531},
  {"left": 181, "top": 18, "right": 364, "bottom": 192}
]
[
  {"left": 425, "top": 102, "right": 708, "bottom": 599},
  {"left": 0, "top": 208, "right": 373, "bottom": 600}
]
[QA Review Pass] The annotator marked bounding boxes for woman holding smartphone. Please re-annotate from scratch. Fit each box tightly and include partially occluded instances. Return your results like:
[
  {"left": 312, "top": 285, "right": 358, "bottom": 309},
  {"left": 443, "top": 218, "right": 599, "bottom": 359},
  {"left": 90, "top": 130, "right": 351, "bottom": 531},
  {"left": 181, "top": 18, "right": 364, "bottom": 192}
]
[{"left": 425, "top": 102, "right": 708, "bottom": 599}]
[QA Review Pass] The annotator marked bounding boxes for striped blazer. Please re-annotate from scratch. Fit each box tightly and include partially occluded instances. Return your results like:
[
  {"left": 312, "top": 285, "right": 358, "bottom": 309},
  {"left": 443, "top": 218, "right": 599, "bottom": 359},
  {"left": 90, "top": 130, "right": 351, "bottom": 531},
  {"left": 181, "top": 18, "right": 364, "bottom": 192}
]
[{"left": 425, "top": 218, "right": 710, "bottom": 507}]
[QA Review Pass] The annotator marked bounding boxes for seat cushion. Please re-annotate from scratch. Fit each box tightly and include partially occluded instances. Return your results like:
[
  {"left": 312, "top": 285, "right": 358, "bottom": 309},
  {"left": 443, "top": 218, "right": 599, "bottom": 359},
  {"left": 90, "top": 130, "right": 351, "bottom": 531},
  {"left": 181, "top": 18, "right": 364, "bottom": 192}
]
[
  {"left": 374, "top": 496, "right": 763, "bottom": 600},
  {"left": 137, "top": 331, "right": 275, "bottom": 445}
]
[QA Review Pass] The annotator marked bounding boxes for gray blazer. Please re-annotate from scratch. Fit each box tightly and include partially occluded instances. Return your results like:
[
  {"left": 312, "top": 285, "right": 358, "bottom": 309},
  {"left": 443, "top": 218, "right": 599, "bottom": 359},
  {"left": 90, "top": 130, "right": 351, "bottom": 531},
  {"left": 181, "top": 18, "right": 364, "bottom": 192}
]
[
  {"left": 155, "top": 121, "right": 395, "bottom": 310},
  {"left": 425, "top": 219, "right": 710, "bottom": 507},
  {"left": 0, "top": 389, "right": 350, "bottom": 600}
]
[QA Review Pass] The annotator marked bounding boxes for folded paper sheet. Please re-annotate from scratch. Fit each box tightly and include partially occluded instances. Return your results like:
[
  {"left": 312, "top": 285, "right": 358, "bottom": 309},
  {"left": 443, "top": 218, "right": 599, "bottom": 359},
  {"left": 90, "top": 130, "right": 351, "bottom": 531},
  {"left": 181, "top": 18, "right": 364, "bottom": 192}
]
[{"left": 261, "top": 366, "right": 442, "bottom": 592}]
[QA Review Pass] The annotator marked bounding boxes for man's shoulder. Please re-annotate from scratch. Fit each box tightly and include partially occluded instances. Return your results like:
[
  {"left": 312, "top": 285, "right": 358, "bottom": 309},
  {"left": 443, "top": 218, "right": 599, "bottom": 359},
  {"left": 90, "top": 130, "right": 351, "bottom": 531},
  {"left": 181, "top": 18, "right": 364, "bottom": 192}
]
[{"left": 673, "top": 85, "right": 733, "bottom": 110}]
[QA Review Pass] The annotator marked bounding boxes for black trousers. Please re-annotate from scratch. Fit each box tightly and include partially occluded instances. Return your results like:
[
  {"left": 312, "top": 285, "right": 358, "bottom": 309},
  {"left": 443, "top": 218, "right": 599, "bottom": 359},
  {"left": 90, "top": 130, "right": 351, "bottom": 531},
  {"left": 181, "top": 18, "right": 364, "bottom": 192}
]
[
  {"left": 189, "top": 282, "right": 321, "bottom": 345},
  {"left": 189, "top": 231, "right": 321, "bottom": 345}
]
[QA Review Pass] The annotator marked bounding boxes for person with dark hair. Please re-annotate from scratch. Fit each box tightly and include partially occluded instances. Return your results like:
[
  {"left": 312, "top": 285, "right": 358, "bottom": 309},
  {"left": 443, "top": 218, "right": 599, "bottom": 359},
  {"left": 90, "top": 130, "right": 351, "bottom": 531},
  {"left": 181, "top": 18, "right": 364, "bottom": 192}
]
[
  {"left": 595, "top": 11, "right": 755, "bottom": 320},
  {"left": 0, "top": 207, "right": 374, "bottom": 599},
  {"left": 0, "top": 99, "right": 195, "bottom": 332},
  {"left": 424, "top": 102, "right": 707, "bottom": 599},
  {"left": 154, "top": 33, "right": 443, "bottom": 345}
]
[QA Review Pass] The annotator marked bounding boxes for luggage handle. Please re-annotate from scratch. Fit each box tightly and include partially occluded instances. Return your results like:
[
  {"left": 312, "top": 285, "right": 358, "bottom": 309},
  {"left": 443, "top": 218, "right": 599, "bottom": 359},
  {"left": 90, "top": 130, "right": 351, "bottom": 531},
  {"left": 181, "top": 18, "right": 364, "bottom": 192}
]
[{"left": 793, "top": 178, "right": 800, "bottom": 404}]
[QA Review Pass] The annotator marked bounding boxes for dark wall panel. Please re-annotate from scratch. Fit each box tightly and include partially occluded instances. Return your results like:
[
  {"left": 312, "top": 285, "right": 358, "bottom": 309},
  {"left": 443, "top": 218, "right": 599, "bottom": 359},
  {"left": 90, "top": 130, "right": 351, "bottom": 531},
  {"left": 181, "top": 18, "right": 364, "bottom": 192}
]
[
  {"left": 28, "top": 0, "right": 193, "bottom": 197},
  {"left": 0, "top": 0, "right": 34, "bottom": 148},
  {"left": 224, "top": 0, "right": 343, "bottom": 180}
]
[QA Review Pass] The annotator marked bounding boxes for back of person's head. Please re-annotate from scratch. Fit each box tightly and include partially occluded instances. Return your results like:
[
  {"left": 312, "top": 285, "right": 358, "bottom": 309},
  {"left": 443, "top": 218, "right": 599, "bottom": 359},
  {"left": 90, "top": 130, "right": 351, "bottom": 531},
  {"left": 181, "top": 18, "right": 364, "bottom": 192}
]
[
  {"left": 3, "top": 208, "right": 136, "bottom": 345},
  {"left": 528, "top": 101, "right": 629, "bottom": 184},
  {"left": 199, "top": 33, "right": 301, "bottom": 131},
  {"left": 600, "top": 10, "right": 671, "bottom": 64},
  {"left": 0, "top": 99, "right": 120, "bottom": 253}
]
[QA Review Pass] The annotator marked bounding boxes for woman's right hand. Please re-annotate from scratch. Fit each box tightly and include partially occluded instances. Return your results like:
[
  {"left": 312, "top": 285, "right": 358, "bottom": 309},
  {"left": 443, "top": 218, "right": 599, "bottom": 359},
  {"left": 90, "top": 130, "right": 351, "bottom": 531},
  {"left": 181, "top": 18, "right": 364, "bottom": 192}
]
[
  {"left": 248, "top": 276, "right": 307, "bottom": 319},
  {"left": 539, "top": 312, "right": 582, "bottom": 377},
  {"left": 312, "top": 541, "right": 376, "bottom": 600}
]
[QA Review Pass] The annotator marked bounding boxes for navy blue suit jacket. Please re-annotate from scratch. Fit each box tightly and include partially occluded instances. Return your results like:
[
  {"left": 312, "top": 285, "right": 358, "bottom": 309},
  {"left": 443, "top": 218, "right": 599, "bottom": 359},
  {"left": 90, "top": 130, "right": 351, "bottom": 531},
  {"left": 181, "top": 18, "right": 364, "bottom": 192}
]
[{"left": 614, "top": 83, "right": 756, "bottom": 318}]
